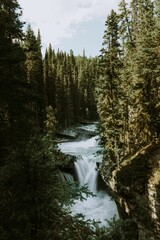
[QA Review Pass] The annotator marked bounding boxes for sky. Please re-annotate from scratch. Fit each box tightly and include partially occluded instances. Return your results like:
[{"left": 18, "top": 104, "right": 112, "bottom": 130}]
[{"left": 18, "top": 0, "right": 129, "bottom": 57}]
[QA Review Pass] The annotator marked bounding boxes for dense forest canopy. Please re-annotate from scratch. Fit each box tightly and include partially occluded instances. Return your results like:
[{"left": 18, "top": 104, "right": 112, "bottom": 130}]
[
  {"left": 0, "top": 1, "right": 99, "bottom": 239},
  {"left": 0, "top": 0, "right": 160, "bottom": 239},
  {"left": 96, "top": 0, "right": 160, "bottom": 171}
]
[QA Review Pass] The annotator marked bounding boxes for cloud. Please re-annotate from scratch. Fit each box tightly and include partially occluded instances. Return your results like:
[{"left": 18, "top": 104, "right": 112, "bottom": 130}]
[
  {"left": 76, "top": 0, "right": 95, "bottom": 9},
  {"left": 19, "top": 0, "right": 121, "bottom": 50}
]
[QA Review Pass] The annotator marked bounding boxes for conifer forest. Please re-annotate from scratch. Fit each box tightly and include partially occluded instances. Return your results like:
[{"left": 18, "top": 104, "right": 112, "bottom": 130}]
[{"left": 0, "top": 0, "right": 160, "bottom": 239}]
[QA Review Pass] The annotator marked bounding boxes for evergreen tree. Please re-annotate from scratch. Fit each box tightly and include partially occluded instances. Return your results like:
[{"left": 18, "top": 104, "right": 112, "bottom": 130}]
[
  {"left": 68, "top": 50, "right": 78, "bottom": 123},
  {"left": 96, "top": 10, "right": 123, "bottom": 167},
  {"left": 96, "top": 0, "right": 160, "bottom": 167},
  {"left": 0, "top": 0, "right": 33, "bottom": 147},
  {"left": 119, "top": 0, "right": 133, "bottom": 49},
  {"left": 118, "top": 0, "right": 136, "bottom": 155},
  {"left": 77, "top": 60, "right": 87, "bottom": 120},
  {"left": 129, "top": 0, "right": 160, "bottom": 147},
  {"left": 24, "top": 25, "right": 45, "bottom": 129},
  {"left": 43, "top": 46, "right": 98, "bottom": 128},
  {"left": 55, "top": 50, "right": 66, "bottom": 127},
  {"left": 43, "top": 44, "right": 56, "bottom": 109},
  {"left": 36, "top": 29, "right": 46, "bottom": 126}
]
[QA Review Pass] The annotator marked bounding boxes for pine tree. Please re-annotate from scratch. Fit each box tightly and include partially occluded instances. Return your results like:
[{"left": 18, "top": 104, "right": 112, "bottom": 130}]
[
  {"left": 118, "top": 0, "right": 136, "bottom": 155},
  {"left": 0, "top": 1, "right": 44, "bottom": 239},
  {"left": 43, "top": 45, "right": 98, "bottom": 128},
  {"left": 68, "top": 50, "right": 78, "bottom": 123},
  {"left": 24, "top": 25, "right": 45, "bottom": 129},
  {"left": 77, "top": 60, "right": 87, "bottom": 120},
  {"left": 119, "top": 0, "right": 133, "bottom": 49},
  {"left": 0, "top": 0, "right": 34, "bottom": 147},
  {"left": 96, "top": 10, "right": 123, "bottom": 167},
  {"left": 85, "top": 58, "right": 98, "bottom": 120},
  {"left": 43, "top": 44, "right": 56, "bottom": 109},
  {"left": 36, "top": 29, "right": 46, "bottom": 126},
  {"left": 129, "top": 0, "right": 160, "bottom": 147}
]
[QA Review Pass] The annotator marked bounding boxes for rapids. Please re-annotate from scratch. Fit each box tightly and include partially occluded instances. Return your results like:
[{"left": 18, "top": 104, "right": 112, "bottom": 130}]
[{"left": 58, "top": 124, "right": 118, "bottom": 226}]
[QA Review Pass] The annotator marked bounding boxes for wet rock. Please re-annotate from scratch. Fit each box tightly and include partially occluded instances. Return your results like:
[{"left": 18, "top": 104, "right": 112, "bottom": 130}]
[{"left": 56, "top": 123, "right": 97, "bottom": 142}]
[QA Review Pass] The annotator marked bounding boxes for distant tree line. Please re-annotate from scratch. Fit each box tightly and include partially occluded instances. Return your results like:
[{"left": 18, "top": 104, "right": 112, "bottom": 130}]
[
  {"left": 24, "top": 25, "right": 98, "bottom": 130},
  {"left": 96, "top": 0, "right": 160, "bottom": 171}
]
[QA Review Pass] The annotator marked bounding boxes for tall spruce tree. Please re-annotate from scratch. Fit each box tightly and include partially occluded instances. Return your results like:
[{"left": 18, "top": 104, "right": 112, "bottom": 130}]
[
  {"left": 77, "top": 59, "right": 87, "bottom": 120},
  {"left": 96, "top": 10, "right": 123, "bottom": 168},
  {"left": 118, "top": 0, "right": 136, "bottom": 155},
  {"left": 129, "top": 0, "right": 160, "bottom": 147},
  {"left": 0, "top": 0, "right": 28, "bottom": 146},
  {"left": 43, "top": 44, "right": 56, "bottom": 109},
  {"left": 0, "top": 1, "right": 41, "bottom": 239},
  {"left": 24, "top": 25, "right": 45, "bottom": 129}
]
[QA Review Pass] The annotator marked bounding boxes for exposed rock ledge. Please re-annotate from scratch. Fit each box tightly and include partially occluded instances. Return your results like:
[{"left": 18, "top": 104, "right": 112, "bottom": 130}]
[{"left": 101, "top": 143, "right": 160, "bottom": 240}]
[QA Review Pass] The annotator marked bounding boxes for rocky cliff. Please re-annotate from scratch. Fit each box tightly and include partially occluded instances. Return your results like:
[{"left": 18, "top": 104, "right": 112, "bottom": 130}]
[{"left": 101, "top": 143, "right": 160, "bottom": 240}]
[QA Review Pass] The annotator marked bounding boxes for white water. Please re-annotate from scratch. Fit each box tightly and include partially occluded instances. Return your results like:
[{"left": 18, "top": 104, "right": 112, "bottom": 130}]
[{"left": 59, "top": 124, "right": 118, "bottom": 226}]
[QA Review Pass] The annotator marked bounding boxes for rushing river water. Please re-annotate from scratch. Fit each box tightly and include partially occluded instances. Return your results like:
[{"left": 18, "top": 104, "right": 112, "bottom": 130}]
[{"left": 58, "top": 124, "right": 118, "bottom": 226}]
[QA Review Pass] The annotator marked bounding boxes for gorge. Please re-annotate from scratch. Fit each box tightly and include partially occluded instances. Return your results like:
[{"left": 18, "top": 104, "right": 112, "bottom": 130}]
[{"left": 59, "top": 124, "right": 160, "bottom": 240}]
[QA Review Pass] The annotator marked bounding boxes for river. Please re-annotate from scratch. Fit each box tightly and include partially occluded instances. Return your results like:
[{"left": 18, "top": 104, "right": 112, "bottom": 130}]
[{"left": 58, "top": 123, "right": 118, "bottom": 226}]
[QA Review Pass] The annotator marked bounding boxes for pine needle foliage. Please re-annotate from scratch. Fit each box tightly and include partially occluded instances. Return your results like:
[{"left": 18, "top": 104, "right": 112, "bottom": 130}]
[{"left": 96, "top": 0, "right": 160, "bottom": 172}]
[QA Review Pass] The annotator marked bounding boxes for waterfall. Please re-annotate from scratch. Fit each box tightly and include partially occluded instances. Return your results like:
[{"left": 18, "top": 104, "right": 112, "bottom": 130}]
[
  {"left": 60, "top": 171, "right": 74, "bottom": 183},
  {"left": 75, "top": 157, "right": 98, "bottom": 193},
  {"left": 58, "top": 125, "right": 118, "bottom": 226}
]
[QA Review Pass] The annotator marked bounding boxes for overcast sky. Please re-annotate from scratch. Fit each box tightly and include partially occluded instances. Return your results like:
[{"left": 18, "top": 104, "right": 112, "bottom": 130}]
[{"left": 19, "top": 0, "right": 129, "bottom": 57}]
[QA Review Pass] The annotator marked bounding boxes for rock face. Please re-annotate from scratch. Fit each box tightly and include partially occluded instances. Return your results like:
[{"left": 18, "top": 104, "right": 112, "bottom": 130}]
[
  {"left": 56, "top": 124, "right": 96, "bottom": 142},
  {"left": 101, "top": 143, "right": 160, "bottom": 240}
]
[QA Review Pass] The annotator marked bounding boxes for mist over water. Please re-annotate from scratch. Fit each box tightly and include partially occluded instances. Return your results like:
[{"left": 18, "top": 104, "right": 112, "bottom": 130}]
[{"left": 59, "top": 124, "right": 118, "bottom": 226}]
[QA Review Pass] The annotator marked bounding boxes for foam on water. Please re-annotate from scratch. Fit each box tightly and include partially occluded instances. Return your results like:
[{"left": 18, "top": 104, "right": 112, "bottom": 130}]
[{"left": 59, "top": 125, "right": 118, "bottom": 226}]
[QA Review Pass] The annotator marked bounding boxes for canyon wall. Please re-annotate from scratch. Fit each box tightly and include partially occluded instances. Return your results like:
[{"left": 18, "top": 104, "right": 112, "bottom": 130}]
[{"left": 101, "top": 143, "right": 160, "bottom": 240}]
